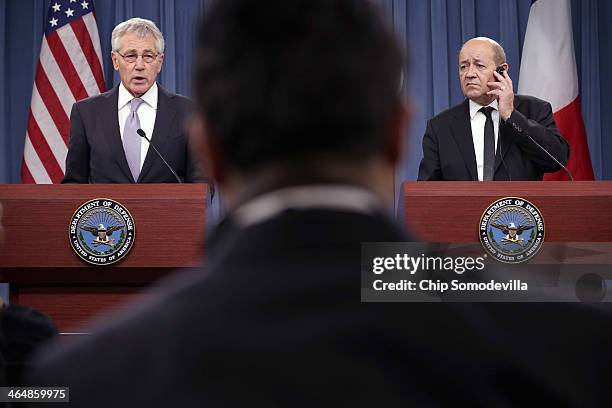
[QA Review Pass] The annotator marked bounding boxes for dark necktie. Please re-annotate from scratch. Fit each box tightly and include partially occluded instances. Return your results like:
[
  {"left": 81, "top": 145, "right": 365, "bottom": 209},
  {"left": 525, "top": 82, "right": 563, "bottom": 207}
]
[{"left": 480, "top": 106, "right": 495, "bottom": 181}]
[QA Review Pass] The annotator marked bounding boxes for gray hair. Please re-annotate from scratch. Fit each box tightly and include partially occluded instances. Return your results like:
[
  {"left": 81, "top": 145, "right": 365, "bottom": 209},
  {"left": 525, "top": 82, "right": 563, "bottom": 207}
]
[{"left": 111, "top": 17, "right": 165, "bottom": 54}]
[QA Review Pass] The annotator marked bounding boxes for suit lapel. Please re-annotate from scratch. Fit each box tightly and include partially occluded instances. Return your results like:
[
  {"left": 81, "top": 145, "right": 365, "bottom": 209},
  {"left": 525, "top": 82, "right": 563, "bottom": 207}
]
[
  {"left": 138, "top": 84, "right": 178, "bottom": 182},
  {"left": 450, "top": 100, "right": 478, "bottom": 181},
  {"left": 103, "top": 86, "right": 134, "bottom": 182}
]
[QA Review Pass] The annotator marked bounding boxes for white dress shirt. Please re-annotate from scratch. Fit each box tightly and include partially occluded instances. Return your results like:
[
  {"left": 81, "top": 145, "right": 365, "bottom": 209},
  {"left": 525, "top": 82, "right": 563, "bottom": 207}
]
[
  {"left": 118, "top": 82, "right": 158, "bottom": 170},
  {"left": 231, "top": 185, "right": 385, "bottom": 228},
  {"left": 469, "top": 99, "right": 500, "bottom": 181}
]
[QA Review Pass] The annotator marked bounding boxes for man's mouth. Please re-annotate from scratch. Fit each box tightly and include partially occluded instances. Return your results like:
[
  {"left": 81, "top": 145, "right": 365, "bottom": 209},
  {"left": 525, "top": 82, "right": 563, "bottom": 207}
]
[{"left": 133, "top": 76, "right": 147, "bottom": 83}]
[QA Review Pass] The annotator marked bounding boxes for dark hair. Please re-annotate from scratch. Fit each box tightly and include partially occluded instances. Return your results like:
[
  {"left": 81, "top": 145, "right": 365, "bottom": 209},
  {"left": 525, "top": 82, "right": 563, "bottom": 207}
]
[
  {"left": 1, "top": 305, "right": 57, "bottom": 386},
  {"left": 195, "top": 0, "right": 404, "bottom": 172}
]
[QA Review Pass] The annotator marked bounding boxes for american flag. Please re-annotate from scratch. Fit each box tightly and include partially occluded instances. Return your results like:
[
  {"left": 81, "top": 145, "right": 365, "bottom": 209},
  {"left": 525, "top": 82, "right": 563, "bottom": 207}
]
[{"left": 21, "top": 0, "right": 105, "bottom": 184}]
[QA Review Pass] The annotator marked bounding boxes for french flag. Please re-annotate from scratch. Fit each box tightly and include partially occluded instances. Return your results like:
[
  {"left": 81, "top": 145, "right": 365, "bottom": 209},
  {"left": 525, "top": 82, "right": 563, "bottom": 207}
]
[{"left": 518, "top": 0, "right": 594, "bottom": 180}]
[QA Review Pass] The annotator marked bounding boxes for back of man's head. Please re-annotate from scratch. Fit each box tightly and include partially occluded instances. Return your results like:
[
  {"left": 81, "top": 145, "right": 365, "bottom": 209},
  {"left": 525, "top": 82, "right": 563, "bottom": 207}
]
[
  {"left": 195, "top": 0, "right": 405, "bottom": 175},
  {"left": 1, "top": 304, "right": 57, "bottom": 386}
]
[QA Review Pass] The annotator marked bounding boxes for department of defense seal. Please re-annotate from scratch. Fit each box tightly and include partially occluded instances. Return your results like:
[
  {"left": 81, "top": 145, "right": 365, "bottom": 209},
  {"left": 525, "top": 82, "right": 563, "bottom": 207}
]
[
  {"left": 479, "top": 197, "right": 545, "bottom": 264},
  {"left": 69, "top": 198, "right": 135, "bottom": 265}
]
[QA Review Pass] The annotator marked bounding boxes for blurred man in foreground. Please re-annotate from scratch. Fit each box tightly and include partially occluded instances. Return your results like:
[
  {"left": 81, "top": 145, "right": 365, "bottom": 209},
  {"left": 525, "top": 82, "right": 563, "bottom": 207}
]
[{"left": 31, "top": 1, "right": 612, "bottom": 406}]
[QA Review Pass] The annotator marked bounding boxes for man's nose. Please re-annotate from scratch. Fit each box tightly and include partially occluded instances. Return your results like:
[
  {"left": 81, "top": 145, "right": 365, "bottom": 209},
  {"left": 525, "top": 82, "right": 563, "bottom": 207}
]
[
  {"left": 465, "top": 66, "right": 476, "bottom": 78},
  {"left": 134, "top": 57, "right": 146, "bottom": 70}
]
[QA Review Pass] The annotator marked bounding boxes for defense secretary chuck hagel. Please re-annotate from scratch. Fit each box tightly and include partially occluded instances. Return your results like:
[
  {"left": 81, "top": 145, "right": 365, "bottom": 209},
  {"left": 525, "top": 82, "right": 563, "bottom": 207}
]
[{"left": 62, "top": 17, "right": 199, "bottom": 184}]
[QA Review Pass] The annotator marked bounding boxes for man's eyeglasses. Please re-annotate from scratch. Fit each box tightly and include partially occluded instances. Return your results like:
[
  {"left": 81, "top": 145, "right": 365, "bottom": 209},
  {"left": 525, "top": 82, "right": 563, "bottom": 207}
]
[{"left": 116, "top": 51, "right": 158, "bottom": 64}]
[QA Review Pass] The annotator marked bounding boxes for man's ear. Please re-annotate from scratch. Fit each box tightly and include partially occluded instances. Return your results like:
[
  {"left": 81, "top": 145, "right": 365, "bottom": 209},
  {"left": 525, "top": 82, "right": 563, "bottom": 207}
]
[
  {"left": 111, "top": 52, "right": 119, "bottom": 71},
  {"left": 384, "top": 99, "right": 411, "bottom": 165},
  {"left": 156, "top": 53, "right": 164, "bottom": 74},
  {"left": 189, "top": 115, "right": 225, "bottom": 184}
]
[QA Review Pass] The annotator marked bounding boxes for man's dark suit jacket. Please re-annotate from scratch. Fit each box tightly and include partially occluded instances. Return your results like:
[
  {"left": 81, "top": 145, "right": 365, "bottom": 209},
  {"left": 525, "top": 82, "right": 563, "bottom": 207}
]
[
  {"left": 62, "top": 84, "right": 198, "bottom": 183},
  {"left": 418, "top": 95, "right": 570, "bottom": 181},
  {"left": 28, "top": 186, "right": 612, "bottom": 406}
]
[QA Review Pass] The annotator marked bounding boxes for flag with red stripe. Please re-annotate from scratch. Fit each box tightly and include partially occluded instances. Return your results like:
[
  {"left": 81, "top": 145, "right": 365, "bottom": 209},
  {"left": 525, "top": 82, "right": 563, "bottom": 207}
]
[
  {"left": 21, "top": 0, "right": 105, "bottom": 184},
  {"left": 518, "top": 0, "right": 594, "bottom": 180}
]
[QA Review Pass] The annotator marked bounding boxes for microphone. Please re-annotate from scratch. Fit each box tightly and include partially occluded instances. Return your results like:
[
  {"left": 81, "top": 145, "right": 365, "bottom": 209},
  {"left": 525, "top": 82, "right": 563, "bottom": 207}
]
[
  {"left": 524, "top": 133, "right": 574, "bottom": 181},
  {"left": 137, "top": 129, "right": 183, "bottom": 183}
]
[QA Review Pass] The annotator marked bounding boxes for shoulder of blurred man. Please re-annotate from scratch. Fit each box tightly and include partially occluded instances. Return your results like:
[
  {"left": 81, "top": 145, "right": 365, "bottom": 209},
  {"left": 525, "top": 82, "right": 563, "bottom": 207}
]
[
  {"left": 27, "top": 206, "right": 612, "bottom": 406},
  {"left": 29, "top": 184, "right": 612, "bottom": 406},
  {"left": 28, "top": 197, "right": 423, "bottom": 405}
]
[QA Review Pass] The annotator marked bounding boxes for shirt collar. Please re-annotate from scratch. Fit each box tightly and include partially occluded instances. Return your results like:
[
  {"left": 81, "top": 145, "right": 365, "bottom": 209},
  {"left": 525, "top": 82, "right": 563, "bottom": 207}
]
[
  {"left": 469, "top": 98, "right": 498, "bottom": 120},
  {"left": 118, "top": 81, "right": 158, "bottom": 110},
  {"left": 230, "top": 184, "right": 386, "bottom": 229}
]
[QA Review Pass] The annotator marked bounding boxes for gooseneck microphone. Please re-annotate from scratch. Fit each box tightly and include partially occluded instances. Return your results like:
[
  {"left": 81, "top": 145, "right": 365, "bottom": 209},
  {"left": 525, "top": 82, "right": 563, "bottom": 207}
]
[
  {"left": 524, "top": 133, "right": 574, "bottom": 181},
  {"left": 136, "top": 129, "right": 183, "bottom": 183}
]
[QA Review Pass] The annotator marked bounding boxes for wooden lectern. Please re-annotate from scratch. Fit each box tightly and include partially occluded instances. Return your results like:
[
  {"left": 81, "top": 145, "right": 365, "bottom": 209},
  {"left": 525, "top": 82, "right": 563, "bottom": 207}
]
[
  {"left": 0, "top": 184, "right": 208, "bottom": 332},
  {"left": 399, "top": 181, "right": 612, "bottom": 243},
  {"left": 397, "top": 181, "right": 612, "bottom": 301}
]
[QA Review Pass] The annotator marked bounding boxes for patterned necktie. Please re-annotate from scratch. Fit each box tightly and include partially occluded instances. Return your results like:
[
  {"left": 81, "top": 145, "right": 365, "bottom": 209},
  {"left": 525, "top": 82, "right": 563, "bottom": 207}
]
[
  {"left": 480, "top": 106, "right": 495, "bottom": 181},
  {"left": 123, "top": 98, "right": 145, "bottom": 183}
]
